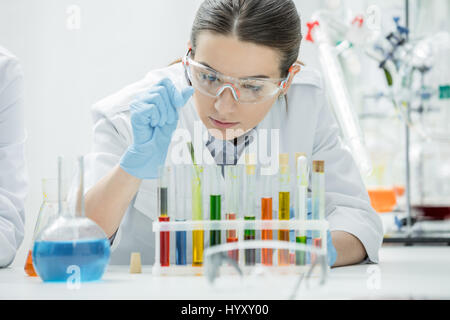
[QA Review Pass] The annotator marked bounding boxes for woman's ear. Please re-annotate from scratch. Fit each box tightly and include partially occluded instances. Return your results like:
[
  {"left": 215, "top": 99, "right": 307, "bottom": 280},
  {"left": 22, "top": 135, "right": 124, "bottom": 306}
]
[{"left": 282, "top": 63, "right": 301, "bottom": 94}]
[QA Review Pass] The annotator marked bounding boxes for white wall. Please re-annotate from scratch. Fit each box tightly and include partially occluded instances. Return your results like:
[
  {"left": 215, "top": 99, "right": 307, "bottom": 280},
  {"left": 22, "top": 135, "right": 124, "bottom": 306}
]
[{"left": 0, "top": 0, "right": 404, "bottom": 268}]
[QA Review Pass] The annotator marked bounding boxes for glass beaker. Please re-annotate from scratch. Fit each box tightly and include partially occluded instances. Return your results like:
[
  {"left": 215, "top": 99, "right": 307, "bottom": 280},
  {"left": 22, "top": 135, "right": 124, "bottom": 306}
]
[
  {"left": 24, "top": 178, "right": 68, "bottom": 277},
  {"left": 362, "top": 118, "right": 400, "bottom": 213},
  {"left": 411, "top": 140, "right": 450, "bottom": 220},
  {"left": 32, "top": 156, "right": 110, "bottom": 282}
]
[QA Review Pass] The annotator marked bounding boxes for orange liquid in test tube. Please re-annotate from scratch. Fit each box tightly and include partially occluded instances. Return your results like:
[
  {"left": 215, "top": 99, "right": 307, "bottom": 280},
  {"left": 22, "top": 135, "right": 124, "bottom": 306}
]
[{"left": 261, "top": 197, "right": 273, "bottom": 265}]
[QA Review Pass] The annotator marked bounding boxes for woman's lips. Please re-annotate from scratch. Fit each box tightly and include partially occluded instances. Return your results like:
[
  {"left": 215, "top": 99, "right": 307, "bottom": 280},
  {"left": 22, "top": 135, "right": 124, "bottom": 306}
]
[{"left": 209, "top": 117, "right": 240, "bottom": 129}]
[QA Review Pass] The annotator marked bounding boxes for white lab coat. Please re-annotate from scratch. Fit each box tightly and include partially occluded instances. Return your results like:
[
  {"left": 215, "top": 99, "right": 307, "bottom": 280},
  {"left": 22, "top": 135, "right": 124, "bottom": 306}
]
[
  {"left": 0, "top": 46, "right": 27, "bottom": 267},
  {"left": 85, "top": 62, "right": 383, "bottom": 265}
]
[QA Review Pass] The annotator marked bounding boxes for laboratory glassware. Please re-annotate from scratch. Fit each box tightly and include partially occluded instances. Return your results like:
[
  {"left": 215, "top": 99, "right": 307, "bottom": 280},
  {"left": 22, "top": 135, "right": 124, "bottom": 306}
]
[
  {"left": 174, "top": 165, "right": 189, "bottom": 265},
  {"left": 311, "top": 161, "right": 325, "bottom": 241},
  {"left": 224, "top": 165, "right": 239, "bottom": 263},
  {"left": 260, "top": 169, "right": 273, "bottom": 266},
  {"left": 244, "top": 154, "right": 257, "bottom": 266},
  {"left": 207, "top": 165, "right": 223, "bottom": 247},
  {"left": 32, "top": 156, "right": 110, "bottom": 282},
  {"left": 192, "top": 164, "right": 204, "bottom": 266},
  {"left": 158, "top": 165, "right": 171, "bottom": 267},
  {"left": 25, "top": 177, "right": 68, "bottom": 276},
  {"left": 204, "top": 239, "right": 328, "bottom": 300},
  {"left": 278, "top": 153, "right": 290, "bottom": 265},
  {"left": 295, "top": 153, "right": 309, "bottom": 265}
]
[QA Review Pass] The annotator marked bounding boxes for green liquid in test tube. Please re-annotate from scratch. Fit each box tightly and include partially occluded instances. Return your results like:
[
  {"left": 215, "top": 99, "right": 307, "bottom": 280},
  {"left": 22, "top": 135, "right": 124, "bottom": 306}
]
[
  {"left": 244, "top": 154, "right": 257, "bottom": 266},
  {"left": 208, "top": 165, "right": 222, "bottom": 247},
  {"left": 295, "top": 153, "right": 308, "bottom": 266}
]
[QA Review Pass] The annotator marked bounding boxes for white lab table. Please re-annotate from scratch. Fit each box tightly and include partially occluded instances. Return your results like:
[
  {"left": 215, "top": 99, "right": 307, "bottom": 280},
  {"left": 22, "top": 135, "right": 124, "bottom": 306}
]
[{"left": 1, "top": 246, "right": 450, "bottom": 300}]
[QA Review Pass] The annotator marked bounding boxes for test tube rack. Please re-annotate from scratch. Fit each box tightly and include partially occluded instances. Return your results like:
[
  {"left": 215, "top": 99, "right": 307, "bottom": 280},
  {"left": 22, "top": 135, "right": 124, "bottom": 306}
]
[{"left": 152, "top": 218, "right": 329, "bottom": 276}]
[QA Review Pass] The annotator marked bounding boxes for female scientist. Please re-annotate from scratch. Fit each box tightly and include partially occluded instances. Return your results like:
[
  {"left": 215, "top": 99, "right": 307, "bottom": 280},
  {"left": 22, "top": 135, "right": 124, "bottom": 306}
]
[{"left": 83, "top": 0, "right": 383, "bottom": 266}]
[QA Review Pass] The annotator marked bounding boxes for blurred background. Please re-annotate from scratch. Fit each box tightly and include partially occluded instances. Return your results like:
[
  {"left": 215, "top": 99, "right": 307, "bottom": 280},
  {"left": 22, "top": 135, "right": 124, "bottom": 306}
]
[{"left": 0, "top": 0, "right": 448, "bottom": 268}]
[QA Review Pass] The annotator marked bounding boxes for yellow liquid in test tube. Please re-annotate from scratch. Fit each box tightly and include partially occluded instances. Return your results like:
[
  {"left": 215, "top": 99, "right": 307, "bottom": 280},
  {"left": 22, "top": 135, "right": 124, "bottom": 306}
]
[
  {"left": 192, "top": 166, "right": 203, "bottom": 266},
  {"left": 278, "top": 191, "right": 290, "bottom": 265},
  {"left": 278, "top": 153, "right": 290, "bottom": 266}
]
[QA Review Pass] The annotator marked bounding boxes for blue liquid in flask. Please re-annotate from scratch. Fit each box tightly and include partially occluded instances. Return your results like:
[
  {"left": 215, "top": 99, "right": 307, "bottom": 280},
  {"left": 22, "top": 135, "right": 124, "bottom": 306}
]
[{"left": 32, "top": 238, "right": 110, "bottom": 282}]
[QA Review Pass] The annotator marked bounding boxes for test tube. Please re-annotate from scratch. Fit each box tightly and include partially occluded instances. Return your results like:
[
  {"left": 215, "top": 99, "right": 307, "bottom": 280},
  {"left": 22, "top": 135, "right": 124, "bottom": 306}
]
[
  {"left": 295, "top": 153, "right": 308, "bottom": 266},
  {"left": 261, "top": 170, "right": 273, "bottom": 266},
  {"left": 174, "top": 165, "right": 189, "bottom": 265},
  {"left": 225, "top": 166, "right": 239, "bottom": 263},
  {"left": 208, "top": 165, "right": 222, "bottom": 247},
  {"left": 312, "top": 160, "right": 325, "bottom": 243},
  {"left": 158, "top": 166, "right": 171, "bottom": 267},
  {"left": 191, "top": 164, "right": 204, "bottom": 267},
  {"left": 244, "top": 154, "right": 257, "bottom": 266},
  {"left": 278, "top": 153, "right": 290, "bottom": 266}
]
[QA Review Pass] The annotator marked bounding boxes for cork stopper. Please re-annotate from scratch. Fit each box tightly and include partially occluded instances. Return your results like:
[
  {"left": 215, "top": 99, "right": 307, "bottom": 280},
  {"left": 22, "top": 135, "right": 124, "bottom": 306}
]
[
  {"left": 245, "top": 153, "right": 256, "bottom": 175},
  {"left": 279, "top": 153, "right": 289, "bottom": 166},
  {"left": 245, "top": 153, "right": 256, "bottom": 165},
  {"left": 312, "top": 160, "right": 324, "bottom": 173},
  {"left": 295, "top": 152, "right": 307, "bottom": 166},
  {"left": 129, "top": 252, "right": 142, "bottom": 274}
]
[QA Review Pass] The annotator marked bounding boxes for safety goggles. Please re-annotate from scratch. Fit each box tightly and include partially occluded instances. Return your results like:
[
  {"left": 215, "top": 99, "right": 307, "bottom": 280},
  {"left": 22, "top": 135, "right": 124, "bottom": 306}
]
[
  {"left": 203, "top": 240, "right": 328, "bottom": 299},
  {"left": 182, "top": 48, "right": 298, "bottom": 104}
]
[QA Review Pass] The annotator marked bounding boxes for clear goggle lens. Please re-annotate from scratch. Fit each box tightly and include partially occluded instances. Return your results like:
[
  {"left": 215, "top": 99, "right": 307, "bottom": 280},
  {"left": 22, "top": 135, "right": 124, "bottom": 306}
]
[{"left": 185, "top": 58, "right": 288, "bottom": 104}]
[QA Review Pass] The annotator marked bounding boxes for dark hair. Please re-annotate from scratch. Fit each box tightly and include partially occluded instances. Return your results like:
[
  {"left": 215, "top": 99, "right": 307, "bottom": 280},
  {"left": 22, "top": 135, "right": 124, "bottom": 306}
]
[{"left": 190, "top": 0, "right": 302, "bottom": 78}]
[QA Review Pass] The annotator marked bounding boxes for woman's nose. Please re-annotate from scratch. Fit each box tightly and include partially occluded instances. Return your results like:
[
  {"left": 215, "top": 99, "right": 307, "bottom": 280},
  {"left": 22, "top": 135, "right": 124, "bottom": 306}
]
[{"left": 214, "top": 86, "right": 238, "bottom": 113}]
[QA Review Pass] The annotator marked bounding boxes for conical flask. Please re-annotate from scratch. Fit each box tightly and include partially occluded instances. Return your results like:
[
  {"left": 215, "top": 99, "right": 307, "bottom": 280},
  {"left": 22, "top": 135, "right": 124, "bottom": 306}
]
[
  {"left": 32, "top": 156, "right": 111, "bottom": 282},
  {"left": 24, "top": 163, "right": 69, "bottom": 276}
]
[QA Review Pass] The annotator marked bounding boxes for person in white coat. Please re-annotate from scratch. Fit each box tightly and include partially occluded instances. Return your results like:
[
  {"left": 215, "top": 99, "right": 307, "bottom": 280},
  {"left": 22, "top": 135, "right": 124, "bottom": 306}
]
[
  {"left": 0, "top": 46, "right": 28, "bottom": 267},
  {"left": 84, "top": 0, "right": 383, "bottom": 266}
]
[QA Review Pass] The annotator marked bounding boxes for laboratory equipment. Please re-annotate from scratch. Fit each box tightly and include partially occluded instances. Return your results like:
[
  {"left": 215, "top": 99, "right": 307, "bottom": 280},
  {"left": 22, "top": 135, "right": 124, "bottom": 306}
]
[
  {"left": 244, "top": 154, "right": 257, "bottom": 266},
  {"left": 311, "top": 161, "right": 325, "bottom": 241},
  {"left": 207, "top": 165, "right": 223, "bottom": 246},
  {"left": 244, "top": 216, "right": 256, "bottom": 265},
  {"left": 25, "top": 176, "right": 68, "bottom": 277},
  {"left": 306, "top": 12, "right": 373, "bottom": 177},
  {"left": 151, "top": 162, "right": 331, "bottom": 276},
  {"left": 32, "top": 156, "right": 110, "bottom": 282},
  {"left": 158, "top": 166, "right": 171, "bottom": 267},
  {"left": 224, "top": 165, "right": 240, "bottom": 263},
  {"left": 363, "top": 7, "right": 450, "bottom": 244},
  {"left": 191, "top": 164, "right": 204, "bottom": 266},
  {"left": 153, "top": 214, "right": 330, "bottom": 277},
  {"left": 295, "top": 153, "right": 309, "bottom": 266},
  {"left": 278, "top": 153, "right": 290, "bottom": 265},
  {"left": 411, "top": 141, "right": 450, "bottom": 220},
  {"left": 174, "top": 165, "right": 189, "bottom": 265},
  {"left": 203, "top": 238, "right": 328, "bottom": 299},
  {"left": 260, "top": 171, "right": 273, "bottom": 266}
]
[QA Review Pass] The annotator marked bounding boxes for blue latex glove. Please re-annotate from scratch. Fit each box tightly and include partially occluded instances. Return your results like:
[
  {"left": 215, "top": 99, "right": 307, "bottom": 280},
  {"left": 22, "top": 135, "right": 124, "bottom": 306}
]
[
  {"left": 120, "top": 78, "right": 194, "bottom": 179},
  {"left": 292, "top": 198, "right": 337, "bottom": 267}
]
